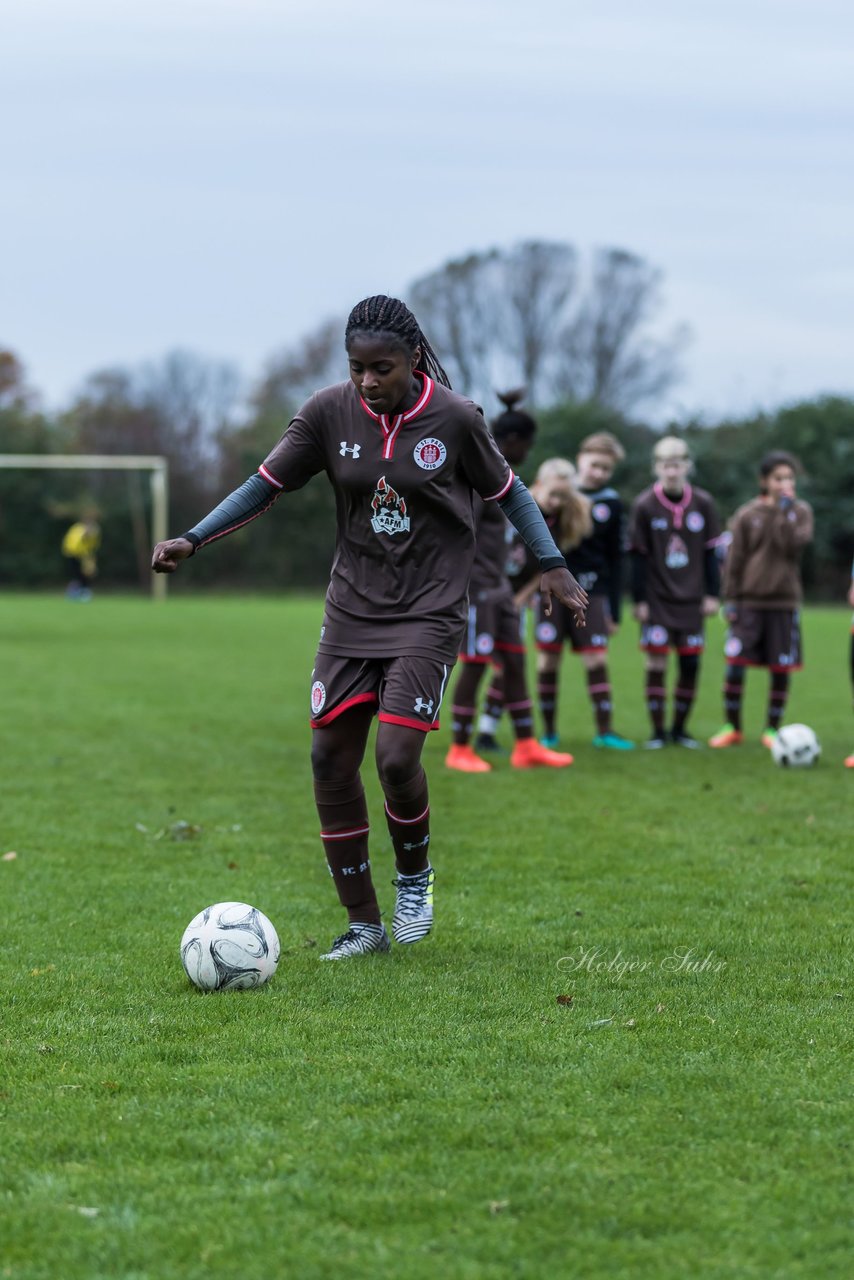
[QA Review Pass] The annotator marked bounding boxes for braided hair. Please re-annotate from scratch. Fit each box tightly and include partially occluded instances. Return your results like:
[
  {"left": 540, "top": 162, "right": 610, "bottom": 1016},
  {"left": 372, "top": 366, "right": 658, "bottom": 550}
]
[
  {"left": 345, "top": 295, "right": 452, "bottom": 388},
  {"left": 491, "top": 388, "right": 538, "bottom": 442}
]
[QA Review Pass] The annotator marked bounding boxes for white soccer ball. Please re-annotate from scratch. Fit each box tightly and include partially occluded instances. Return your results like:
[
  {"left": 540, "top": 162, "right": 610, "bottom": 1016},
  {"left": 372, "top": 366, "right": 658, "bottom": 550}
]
[
  {"left": 180, "top": 901, "right": 280, "bottom": 991},
  {"left": 771, "top": 723, "right": 821, "bottom": 768}
]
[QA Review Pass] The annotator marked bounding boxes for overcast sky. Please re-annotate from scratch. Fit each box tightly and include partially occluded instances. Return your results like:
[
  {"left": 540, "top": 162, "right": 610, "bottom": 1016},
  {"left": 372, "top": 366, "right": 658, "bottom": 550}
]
[{"left": 3, "top": 0, "right": 853, "bottom": 423}]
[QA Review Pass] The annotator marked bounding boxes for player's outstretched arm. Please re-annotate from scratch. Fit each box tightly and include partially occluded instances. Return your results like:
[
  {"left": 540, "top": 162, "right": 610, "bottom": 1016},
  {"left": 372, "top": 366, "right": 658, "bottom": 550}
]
[
  {"left": 540, "top": 567, "right": 588, "bottom": 622},
  {"left": 152, "top": 538, "right": 195, "bottom": 574}
]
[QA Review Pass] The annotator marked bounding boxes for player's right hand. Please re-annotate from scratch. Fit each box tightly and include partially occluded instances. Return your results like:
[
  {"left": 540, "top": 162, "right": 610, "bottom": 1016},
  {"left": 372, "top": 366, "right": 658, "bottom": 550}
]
[{"left": 152, "top": 538, "right": 194, "bottom": 573}]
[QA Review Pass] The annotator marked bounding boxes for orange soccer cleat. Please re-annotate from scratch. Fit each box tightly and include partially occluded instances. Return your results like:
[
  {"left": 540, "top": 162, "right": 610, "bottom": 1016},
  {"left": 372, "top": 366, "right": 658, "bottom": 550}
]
[
  {"left": 445, "top": 743, "right": 492, "bottom": 773},
  {"left": 845, "top": 753, "right": 854, "bottom": 769},
  {"left": 510, "top": 738, "right": 574, "bottom": 769},
  {"left": 708, "top": 724, "right": 744, "bottom": 749}
]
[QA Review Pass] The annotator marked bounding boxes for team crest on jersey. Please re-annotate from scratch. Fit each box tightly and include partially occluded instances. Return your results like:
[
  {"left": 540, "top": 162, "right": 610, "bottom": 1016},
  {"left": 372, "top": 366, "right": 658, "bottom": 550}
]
[
  {"left": 686, "top": 511, "right": 705, "bottom": 532},
  {"left": 311, "top": 680, "right": 327, "bottom": 714},
  {"left": 665, "top": 534, "right": 689, "bottom": 569},
  {"left": 413, "top": 437, "right": 447, "bottom": 470},
  {"left": 370, "top": 476, "right": 410, "bottom": 535},
  {"left": 592, "top": 502, "right": 611, "bottom": 523}
]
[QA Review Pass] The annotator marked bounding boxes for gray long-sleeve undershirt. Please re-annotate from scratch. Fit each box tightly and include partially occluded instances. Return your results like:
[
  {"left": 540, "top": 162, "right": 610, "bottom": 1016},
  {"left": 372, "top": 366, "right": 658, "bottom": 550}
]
[{"left": 183, "top": 472, "right": 566, "bottom": 572}]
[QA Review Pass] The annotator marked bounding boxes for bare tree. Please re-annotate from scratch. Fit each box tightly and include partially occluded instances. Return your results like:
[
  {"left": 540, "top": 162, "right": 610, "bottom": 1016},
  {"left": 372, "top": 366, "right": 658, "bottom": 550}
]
[
  {"left": 409, "top": 241, "right": 686, "bottom": 414},
  {"left": 409, "top": 250, "right": 505, "bottom": 400},
  {"left": 0, "top": 349, "right": 37, "bottom": 410},
  {"left": 558, "top": 248, "right": 689, "bottom": 411},
  {"left": 254, "top": 317, "right": 345, "bottom": 418},
  {"left": 503, "top": 240, "right": 578, "bottom": 405}
]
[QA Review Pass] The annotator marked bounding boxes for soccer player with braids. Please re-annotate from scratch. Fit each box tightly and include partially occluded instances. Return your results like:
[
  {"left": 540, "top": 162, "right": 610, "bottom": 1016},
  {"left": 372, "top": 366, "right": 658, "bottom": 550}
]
[
  {"left": 445, "top": 390, "right": 574, "bottom": 773},
  {"left": 153, "top": 296, "right": 587, "bottom": 960}
]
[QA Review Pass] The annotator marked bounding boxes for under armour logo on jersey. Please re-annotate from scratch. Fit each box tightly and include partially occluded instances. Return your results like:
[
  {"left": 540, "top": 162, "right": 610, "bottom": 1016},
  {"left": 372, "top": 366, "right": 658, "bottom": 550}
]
[
  {"left": 414, "top": 696, "right": 434, "bottom": 715},
  {"left": 339, "top": 442, "right": 361, "bottom": 458}
]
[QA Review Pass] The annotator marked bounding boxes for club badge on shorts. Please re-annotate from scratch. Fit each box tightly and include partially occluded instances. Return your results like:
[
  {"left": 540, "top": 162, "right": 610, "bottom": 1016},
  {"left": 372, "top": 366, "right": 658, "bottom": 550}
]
[
  {"left": 413, "top": 438, "right": 447, "bottom": 471},
  {"left": 311, "top": 681, "right": 327, "bottom": 715}
]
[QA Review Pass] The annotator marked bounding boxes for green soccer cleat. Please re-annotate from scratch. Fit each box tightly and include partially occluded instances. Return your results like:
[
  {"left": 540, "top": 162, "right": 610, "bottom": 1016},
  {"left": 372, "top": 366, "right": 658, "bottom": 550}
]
[{"left": 593, "top": 732, "right": 636, "bottom": 751}]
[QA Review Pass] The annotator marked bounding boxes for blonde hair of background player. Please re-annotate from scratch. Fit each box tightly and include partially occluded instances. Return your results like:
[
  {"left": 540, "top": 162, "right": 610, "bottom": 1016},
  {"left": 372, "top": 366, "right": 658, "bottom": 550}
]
[{"left": 530, "top": 458, "right": 593, "bottom": 553}]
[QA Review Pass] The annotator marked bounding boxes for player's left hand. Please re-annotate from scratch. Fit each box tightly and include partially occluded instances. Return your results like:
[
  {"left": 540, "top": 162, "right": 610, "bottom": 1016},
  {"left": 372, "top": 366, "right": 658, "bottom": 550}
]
[
  {"left": 702, "top": 595, "right": 720, "bottom": 617},
  {"left": 540, "top": 568, "right": 588, "bottom": 623}
]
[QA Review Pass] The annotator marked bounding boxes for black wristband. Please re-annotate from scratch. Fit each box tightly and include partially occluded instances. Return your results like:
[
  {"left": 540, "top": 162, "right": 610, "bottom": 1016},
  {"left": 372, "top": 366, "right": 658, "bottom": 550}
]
[
  {"left": 181, "top": 532, "right": 201, "bottom": 550},
  {"left": 540, "top": 555, "right": 567, "bottom": 571}
]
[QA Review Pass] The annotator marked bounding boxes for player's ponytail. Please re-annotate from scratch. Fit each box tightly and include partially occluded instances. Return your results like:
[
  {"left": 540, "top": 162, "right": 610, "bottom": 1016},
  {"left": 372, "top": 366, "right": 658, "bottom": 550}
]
[{"left": 492, "top": 388, "right": 538, "bottom": 442}]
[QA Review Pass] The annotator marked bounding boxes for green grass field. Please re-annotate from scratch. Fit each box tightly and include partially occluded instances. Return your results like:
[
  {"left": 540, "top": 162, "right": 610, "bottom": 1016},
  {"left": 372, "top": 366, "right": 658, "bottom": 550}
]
[{"left": 2, "top": 593, "right": 852, "bottom": 1280}]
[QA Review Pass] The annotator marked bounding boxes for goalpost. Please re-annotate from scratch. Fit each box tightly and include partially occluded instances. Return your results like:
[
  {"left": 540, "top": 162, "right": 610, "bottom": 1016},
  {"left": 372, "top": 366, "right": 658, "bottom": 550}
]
[{"left": 0, "top": 454, "right": 170, "bottom": 600}]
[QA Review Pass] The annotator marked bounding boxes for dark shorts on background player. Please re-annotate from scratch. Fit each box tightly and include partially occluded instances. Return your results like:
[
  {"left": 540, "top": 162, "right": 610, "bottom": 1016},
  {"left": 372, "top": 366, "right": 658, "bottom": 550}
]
[
  {"left": 459, "top": 588, "right": 524, "bottom": 663},
  {"left": 640, "top": 619, "right": 705, "bottom": 655},
  {"left": 535, "top": 595, "right": 610, "bottom": 654},
  {"left": 723, "top": 607, "right": 802, "bottom": 671},
  {"left": 310, "top": 653, "right": 452, "bottom": 731}
]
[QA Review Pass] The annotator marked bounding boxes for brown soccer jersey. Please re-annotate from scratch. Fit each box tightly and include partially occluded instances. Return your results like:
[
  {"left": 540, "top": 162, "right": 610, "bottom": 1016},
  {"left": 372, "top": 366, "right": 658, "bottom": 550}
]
[
  {"left": 260, "top": 375, "right": 513, "bottom": 661},
  {"left": 629, "top": 482, "right": 722, "bottom": 630}
]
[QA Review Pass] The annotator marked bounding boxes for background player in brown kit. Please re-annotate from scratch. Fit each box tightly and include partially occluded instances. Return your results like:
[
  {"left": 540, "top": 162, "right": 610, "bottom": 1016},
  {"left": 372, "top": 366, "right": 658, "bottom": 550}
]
[
  {"left": 152, "top": 296, "right": 587, "bottom": 960},
  {"left": 445, "top": 391, "right": 574, "bottom": 773},
  {"left": 629, "top": 436, "right": 722, "bottom": 749},
  {"left": 709, "top": 450, "right": 814, "bottom": 749}
]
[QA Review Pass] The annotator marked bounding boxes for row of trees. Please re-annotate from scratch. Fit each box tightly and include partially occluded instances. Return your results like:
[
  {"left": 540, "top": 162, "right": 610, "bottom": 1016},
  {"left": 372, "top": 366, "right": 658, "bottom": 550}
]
[{"left": 2, "top": 241, "right": 853, "bottom": 596}]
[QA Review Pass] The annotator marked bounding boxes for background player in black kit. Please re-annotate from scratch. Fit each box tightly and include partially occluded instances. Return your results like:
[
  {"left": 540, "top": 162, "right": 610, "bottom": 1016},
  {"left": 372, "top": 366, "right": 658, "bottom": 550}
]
[
  {"left": 629, "top": 435, "right": 722, "bottom": 749},
  {"left": 445, "top": 390, "right": 574, "bottom": 773},
  {"left": 533, "top": 432, "right": 634, "bottom": 751},
  {"left": 152, "top": 296, "right": 587, "bottom": 961}
]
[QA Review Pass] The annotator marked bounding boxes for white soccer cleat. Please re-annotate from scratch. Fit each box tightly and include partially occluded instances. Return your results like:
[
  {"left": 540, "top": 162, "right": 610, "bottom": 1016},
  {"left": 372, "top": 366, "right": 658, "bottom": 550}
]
[
  {"left": 319, "top": 922, "right": 391, "bottom": 961},
  {"left": 392, "top": 866, "right": 435, "bottom": 945}
]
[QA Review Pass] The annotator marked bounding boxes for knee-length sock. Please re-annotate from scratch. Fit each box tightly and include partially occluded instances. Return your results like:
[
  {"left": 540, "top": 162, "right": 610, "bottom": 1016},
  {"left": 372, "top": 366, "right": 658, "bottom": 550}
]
[
  {"left": 672, "top": 653, "right": 699, "bottom": 735},
  {"left": 767, "top": 671, "right": 790, "bottom": 731},
  {"left": 723, "top": 664, "right": 745, "bottom": 731},
  {"left": 586, "top": 663, "right": 612, "bottom": 735},
  {"left": 382, "top": 766, "right": 431, "bottom": 876},
  {"left": 645, "top": 669, "right": 666, "bottom": 736},
  {"left": 450, "top": 663, "right": 486, "bottom": 746},
  {"left": 314, "top": 775, "right": 379, "bottom": 925},
  {"left": 537, "top": 669, "right": 559, "bottom": 738}
]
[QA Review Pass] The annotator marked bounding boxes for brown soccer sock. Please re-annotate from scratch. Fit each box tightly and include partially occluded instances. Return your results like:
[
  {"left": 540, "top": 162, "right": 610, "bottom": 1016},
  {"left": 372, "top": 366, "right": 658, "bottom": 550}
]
[
  {"left": 536, "top": 669, "right": 559, "bottom": 738},
  {"left": 503, "top": 651, "right": 534, "bottom": 741},
  {"left": 672, "top": 653, "right": 699, "bottom": 735},
  {"left": 586, "top": 663, "right": 612, "bottom": 735},
  {"left": 451, "top": 662, "right": 486, "bottom": 746},
  {"left": 645, "top": 669, "right": 666, "bottom": 737},
  {"left": 723, "top": 663, "right": 745, "bottom": 731},
  {"left": 314, "top": 775, "right": 380, "bottom": 925},
  {"left": 483, "top": 664, "right": 505, "bottom": 722},
  {"left": 382, "top": 766, "right": 431, "bottom": 876},
  {"left": 767, "top": 671, "right": 790, "bottom": 731}
]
